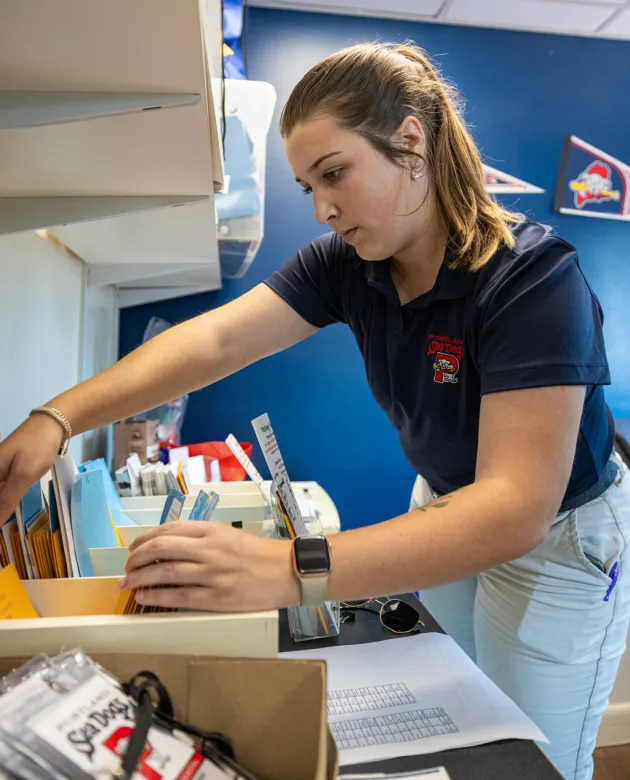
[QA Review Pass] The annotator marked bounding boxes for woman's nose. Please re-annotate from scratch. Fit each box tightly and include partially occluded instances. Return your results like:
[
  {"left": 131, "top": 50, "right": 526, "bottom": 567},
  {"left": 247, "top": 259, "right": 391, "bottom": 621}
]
[{"left": 313, "top": 192, "right": 339, "bottom": 225}]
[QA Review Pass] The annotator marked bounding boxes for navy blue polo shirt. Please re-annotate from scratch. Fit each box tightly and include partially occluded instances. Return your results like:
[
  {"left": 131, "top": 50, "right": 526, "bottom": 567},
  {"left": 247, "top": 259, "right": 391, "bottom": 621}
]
[{"left": 265, "top": 219, "right": 614, "bottom": 502}]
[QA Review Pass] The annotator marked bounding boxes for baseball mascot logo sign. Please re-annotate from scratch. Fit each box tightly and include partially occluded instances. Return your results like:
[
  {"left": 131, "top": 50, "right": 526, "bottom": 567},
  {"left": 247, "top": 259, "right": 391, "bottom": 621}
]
[{"left": 556, "top": 136, "right": 630, "bottom": 221}]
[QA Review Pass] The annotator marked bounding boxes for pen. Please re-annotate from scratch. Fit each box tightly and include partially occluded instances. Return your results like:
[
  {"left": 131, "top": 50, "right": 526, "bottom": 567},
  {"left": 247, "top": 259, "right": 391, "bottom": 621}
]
[{"left": 604, "top": 561, "right": 619, "bottom": 602}]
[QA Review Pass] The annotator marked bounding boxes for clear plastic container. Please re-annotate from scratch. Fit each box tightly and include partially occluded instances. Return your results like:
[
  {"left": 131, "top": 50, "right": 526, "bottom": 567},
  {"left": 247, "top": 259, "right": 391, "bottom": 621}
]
[
  {"left": 270, "top": 482, "right": 341, "bottom": 642},
  {"left": 287, "top": 600, "right": 341, "bottom": 643}
]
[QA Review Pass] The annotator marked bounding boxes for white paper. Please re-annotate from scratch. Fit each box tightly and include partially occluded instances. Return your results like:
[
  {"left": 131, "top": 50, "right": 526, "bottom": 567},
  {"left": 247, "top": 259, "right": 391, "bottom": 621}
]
[
  {"left": 341, "top": 769, "right": 450, "bottom": 779},
  {"left": 209, "top": 458, "right": 222, "bottom": 483},
  {"left": 225, "top": 434, "right": 270, "bottom": 507},
  {"left": 127, "top": 454, "right": 142, "bottom": 497},
  {"left": 158, "top": 463, "right": 170, "bottom": 495},
  {"left": 187, "top": 455, "right": 208, "bottom": 486},
  {"left": 251, "top": 413, "right": 308, "bottom": 535},
  {"left": 52, "top": 454, "right": 81, "bottom": 577},
  {"left": 169, "top": 446, "right": 190, "bottom": 464},
  {"left": 284, "top": 633, "right": 547, "bottom": 765}
]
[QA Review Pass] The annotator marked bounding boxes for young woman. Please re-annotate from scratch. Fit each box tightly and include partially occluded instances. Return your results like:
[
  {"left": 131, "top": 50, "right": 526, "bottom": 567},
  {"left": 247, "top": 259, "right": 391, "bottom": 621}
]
[{"left": 0, "top": 42, "right": 627, "bottom": 780}]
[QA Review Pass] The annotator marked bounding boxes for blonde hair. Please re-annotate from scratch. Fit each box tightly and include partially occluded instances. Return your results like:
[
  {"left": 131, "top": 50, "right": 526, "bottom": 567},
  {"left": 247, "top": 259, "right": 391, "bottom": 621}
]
[{"left": 280, "top": 42, "right": 519, "bottom": 271}]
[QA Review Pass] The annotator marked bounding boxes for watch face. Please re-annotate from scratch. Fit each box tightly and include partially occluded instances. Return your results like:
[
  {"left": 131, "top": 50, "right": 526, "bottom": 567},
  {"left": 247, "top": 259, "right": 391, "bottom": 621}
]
[{"left": 295, "top": 536, "right": 330, "bottom": 575}]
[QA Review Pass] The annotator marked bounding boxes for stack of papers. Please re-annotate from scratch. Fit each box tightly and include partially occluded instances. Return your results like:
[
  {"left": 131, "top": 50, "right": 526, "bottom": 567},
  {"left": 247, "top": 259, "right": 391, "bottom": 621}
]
[
  {"left": 284, "top": 633, "right": 546, "bottom": 766},
  {"left": 1, "top": 454, "right": 141, "bottom": 581},
  {"left": 115, "top": 451, "right": 191, "bottom": 497},
  {"left": 1, "top": 472, "right": 72, "bottom": 581}
]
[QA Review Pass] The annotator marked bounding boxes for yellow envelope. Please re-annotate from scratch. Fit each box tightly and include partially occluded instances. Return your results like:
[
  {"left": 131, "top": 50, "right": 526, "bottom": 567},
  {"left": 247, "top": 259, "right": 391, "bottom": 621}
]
[
  {"left": 0, "top": 564, "right": 39, "bottom": 619},
  {"left": 51, "top": 528, "right": 68, "bottom": 578},
  {"left": 0, "top": 536, "right": 9, "bottom": 569},
  {"left": 9, "top": 526, "right": 27, "bottom": 579}
]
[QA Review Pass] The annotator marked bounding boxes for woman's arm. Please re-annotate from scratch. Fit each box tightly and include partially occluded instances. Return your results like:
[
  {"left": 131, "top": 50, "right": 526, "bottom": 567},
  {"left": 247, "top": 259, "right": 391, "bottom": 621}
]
[
  {"left": 51, "top": 284, "right": 317, "bottom": 435},
  {"left": 0, "top": 285, "right": 317, "bottom": 524},
  {"left": 122, "top": 385, "right": 586, "bottom": 612},
  {"left": 327, "top": 384, "right": 585, "bottom": 600}
]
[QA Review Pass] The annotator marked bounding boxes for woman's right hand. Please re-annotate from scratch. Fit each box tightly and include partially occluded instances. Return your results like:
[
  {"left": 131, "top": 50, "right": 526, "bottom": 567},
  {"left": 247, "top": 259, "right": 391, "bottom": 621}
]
[{"left": 0, "top": 415, "right": 66, "bottom": 526}]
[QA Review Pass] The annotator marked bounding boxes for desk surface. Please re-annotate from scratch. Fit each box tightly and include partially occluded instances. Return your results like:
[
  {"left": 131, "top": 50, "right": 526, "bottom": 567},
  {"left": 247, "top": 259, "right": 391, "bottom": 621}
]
[{"left": 279, "top": 596, "right": 562, "bottom": 780}]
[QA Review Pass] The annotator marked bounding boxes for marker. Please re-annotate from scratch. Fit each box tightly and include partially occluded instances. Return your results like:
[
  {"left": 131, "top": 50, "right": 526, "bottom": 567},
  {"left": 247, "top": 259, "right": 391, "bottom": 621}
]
[{"left": 604, "top": 562, "right": 619, "bottom": 602}]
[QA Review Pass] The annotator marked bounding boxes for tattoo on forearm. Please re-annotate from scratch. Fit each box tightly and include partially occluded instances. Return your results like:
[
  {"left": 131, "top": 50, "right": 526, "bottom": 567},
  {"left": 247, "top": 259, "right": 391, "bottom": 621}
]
[{"left": 418, "top": 493, "right": 454, "bottom": 512}]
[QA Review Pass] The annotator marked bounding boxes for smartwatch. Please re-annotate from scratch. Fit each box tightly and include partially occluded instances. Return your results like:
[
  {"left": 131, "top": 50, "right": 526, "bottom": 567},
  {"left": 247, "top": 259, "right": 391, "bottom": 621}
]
[{"left": 292, "top": 535, "right": 332, "bottom": 607}]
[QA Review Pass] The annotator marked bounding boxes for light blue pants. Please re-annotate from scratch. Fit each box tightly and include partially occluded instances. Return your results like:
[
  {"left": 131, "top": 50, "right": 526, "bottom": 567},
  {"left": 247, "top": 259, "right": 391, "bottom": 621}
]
[{"left": 412, "top": 457, "right": 630, "bottom": 780}]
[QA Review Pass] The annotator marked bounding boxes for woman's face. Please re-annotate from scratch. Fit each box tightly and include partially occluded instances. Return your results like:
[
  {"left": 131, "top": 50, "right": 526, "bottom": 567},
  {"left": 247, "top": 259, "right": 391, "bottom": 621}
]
[{"left": 284, "top": 114, "right": 431, "bottom": 262}]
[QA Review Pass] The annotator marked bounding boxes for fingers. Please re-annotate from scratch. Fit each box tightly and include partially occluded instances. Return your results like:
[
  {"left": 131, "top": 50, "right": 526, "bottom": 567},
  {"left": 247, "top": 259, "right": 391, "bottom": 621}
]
[
  {"left": 121, "top": 560, "right": 208, "bottom": 591},
  {"left": 0, "top": 466, "right": 31, "bottom": 528},
  {"left": 126, "top": 534, "right": 209, "bottom": 573},
  {"left": 128, "top": 520, "right": 211, "bottom": 552},
  {"left": 131, "top": 585, "right": 231, "bottom": 612}
]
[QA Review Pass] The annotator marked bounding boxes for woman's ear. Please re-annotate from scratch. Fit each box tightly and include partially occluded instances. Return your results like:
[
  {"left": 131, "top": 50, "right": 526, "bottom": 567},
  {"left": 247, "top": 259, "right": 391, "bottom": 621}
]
[{"left": 392, "top": 116, "right": 426, "bottom": 160}]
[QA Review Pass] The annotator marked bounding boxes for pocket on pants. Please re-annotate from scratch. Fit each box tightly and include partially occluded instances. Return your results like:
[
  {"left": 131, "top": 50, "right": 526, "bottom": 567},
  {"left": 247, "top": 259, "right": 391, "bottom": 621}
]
[{"left": 567, "top": 496, "right": 625, "bottom": 585}]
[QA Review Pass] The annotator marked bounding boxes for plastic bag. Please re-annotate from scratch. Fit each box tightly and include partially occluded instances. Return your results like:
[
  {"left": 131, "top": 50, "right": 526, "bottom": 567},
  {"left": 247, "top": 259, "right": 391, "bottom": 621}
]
[
  {"left": 129, "top": 317, "right": 189, "bottom": 449},
  {"left": 0, "top": 650, "right": 255, "bottom": 780}
]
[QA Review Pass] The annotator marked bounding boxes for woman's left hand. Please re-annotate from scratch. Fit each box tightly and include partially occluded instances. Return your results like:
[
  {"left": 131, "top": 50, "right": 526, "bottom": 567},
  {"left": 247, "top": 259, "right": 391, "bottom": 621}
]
[{"left": 120, "top": 521, "right": 301, "bottom": 613}]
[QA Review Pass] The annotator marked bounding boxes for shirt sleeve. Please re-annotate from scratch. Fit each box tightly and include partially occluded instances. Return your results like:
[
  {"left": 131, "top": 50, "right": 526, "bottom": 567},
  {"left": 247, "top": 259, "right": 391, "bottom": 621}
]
[
  {"left": 264, "top": 232, "right": 347, "bottom": 328},
  {"left": 476, "top": 238, "right": 611, "bottom": 395}
]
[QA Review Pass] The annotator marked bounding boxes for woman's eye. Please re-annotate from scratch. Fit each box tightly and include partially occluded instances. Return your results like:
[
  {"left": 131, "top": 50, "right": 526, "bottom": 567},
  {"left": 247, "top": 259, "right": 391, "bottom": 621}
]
[
  {"left": 324, "top": 169, "right": 343, "bottom": 183},
  {"left": 300, "top": 169, "right": 342, "bottom": 194}
]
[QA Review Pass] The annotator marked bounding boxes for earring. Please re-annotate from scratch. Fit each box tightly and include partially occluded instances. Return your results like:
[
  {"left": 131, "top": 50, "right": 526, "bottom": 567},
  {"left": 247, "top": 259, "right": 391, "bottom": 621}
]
[{"left": 411, "top": 167, "right": 422, "bottom": 180}]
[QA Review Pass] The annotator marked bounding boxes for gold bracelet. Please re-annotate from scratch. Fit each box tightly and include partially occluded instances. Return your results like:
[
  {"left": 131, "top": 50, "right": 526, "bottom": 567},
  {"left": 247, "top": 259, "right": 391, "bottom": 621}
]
[{"left": 29, "top": 406, "right": 72, "bottom": 456}]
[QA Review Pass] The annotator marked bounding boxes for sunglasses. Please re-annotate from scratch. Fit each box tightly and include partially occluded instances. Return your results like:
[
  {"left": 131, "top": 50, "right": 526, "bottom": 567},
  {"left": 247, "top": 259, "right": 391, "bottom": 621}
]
[{"left": 340, "top": 598, "right": 424, "bottom": 635}]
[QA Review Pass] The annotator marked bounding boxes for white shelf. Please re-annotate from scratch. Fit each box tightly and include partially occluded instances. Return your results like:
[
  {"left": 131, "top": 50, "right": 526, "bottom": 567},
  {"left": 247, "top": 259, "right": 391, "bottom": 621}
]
[
  {"left": 87, "top": 263, "right": 212, "bottom": 288},
  {"left": 0, "top": 0, "right": 224, "bottom": 199},
  {"left": 117, "top": 285, "right": 217, "bottom": 308},
  {"left": 0, "top": 0, "right": 225, "bottom": 305},
  {"left": 52, "top": 198, "right": 221, "bottom": 299},
  {"left": 0, "top": 91, "right": 200, "bottom": 131},
  {"left": 0, "top": 195, "right": 206, "bottom": 236}
]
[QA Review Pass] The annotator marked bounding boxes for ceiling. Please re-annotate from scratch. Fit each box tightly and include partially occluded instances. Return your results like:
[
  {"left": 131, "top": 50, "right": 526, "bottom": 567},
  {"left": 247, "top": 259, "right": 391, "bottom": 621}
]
[{"left": 246, "top": 0, "right": 630, "bottom": 41}]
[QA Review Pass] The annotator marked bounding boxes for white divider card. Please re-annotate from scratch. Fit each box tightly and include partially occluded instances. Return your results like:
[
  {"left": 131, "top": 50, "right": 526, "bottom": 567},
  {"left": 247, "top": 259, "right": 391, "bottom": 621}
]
[
  {"left": 225, "top": 434, "right": 271, "bottom": 507},
  {"left": 251, "top": 414, "right": 308, "bottom": 536}
]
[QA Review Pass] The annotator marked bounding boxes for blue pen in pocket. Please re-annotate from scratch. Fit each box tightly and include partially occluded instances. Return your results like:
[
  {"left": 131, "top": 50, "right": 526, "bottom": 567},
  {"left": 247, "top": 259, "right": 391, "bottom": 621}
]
[{"left": 604, "top": 561, "right": 619, "bottom": 602}]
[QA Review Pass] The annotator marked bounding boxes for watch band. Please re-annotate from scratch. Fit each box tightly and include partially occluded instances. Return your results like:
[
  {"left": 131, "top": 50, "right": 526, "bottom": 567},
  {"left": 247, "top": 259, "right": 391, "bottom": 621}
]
[{"left": 299, "top": 575, "right": 329, "bottom": 607}]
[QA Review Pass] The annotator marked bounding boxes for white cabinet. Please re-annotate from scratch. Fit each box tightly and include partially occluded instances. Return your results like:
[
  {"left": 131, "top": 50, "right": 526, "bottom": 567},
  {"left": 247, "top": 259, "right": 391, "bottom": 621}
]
[{"left": 0, "top": 0, "right": 225, "bottom": 304}]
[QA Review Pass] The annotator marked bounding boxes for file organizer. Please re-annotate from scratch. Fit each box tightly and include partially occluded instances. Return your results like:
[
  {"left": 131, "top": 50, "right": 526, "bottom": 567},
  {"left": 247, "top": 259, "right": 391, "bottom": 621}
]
[
  {"left": 0, "top": 576, "right": 278, "bottom": 659},
  {"left": 88, "top": 483, "right": 340, "bottom": 576},
  {"left": 188, "top": 480, "right": 342, "bottom": 535},
  {"left": 114, "top": 509, "right": 265, "bottom": 549},
  {"left": 122, "top": 494, "right": 267, "bottom": 525},
  {"left": 90, "top": 484, "right": 338, "bottom": 576},
  {"left": 119, "top": 479, "right": 341, "bottom": 536},
  {"left": 89, "top": 545, "right": 130, "bottom": 576}
]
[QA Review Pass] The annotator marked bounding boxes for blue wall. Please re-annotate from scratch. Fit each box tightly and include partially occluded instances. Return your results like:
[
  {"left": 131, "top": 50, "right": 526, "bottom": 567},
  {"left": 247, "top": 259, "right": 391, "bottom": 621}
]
[{"left": 120, "top": 9, "right": 630, "bottom": 529}]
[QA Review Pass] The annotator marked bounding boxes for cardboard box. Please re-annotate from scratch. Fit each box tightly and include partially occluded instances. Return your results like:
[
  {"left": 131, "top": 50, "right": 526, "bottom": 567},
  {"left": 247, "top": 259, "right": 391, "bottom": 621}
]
[
  {"left": 0, "top": 653, "right": 338, "bottom": 780},
  {"left": 0, "top": 577, "right": 278, "bottom": 658},
  {"left": 114, "top": 419, "right": 160, "bottom": 471}
]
